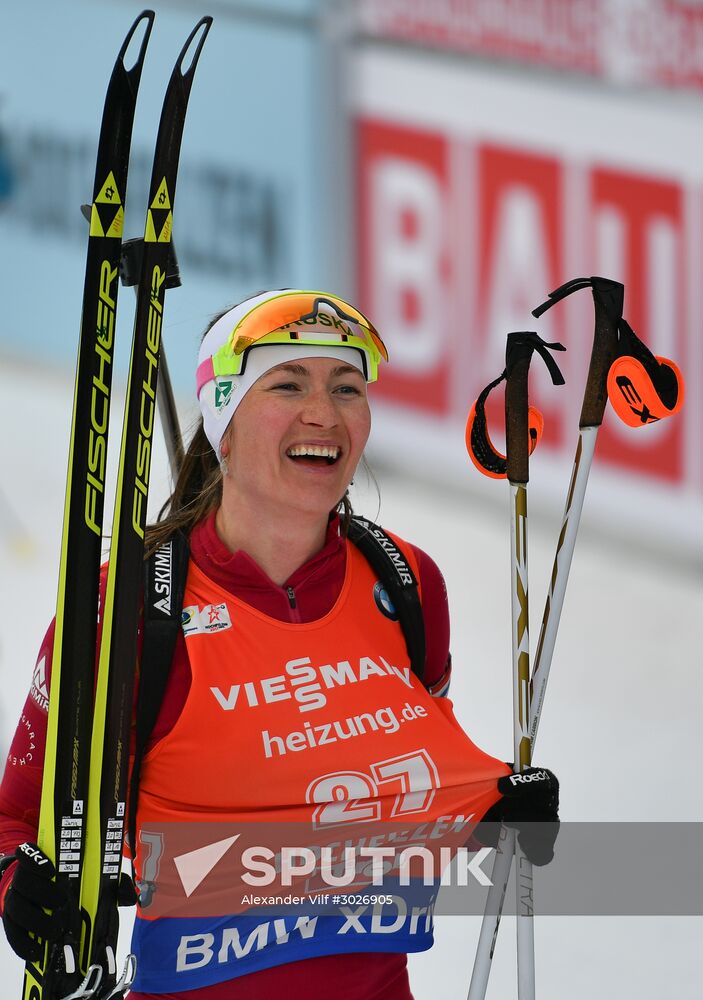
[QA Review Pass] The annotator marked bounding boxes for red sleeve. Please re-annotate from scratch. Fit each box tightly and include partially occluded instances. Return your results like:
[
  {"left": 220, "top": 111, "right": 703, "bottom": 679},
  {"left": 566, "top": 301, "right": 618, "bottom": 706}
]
[
  {"left": 408, "top": 542, "right": 452, "bottom": 695},
  {"left": 0, "top": 619, "right": 54, "bottom": 911},
  {"left": 0, "top": 565, "right": 145, "bottom": 909}
]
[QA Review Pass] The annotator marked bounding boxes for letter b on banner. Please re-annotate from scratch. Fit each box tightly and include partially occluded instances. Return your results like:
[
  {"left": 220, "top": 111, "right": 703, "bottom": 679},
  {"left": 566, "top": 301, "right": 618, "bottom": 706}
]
[
  {"left": 358, "top": 120, "right": 452, "bottom": 414},
  {"left": 372, "top": 158, "right": 441, "bottom": 371}
]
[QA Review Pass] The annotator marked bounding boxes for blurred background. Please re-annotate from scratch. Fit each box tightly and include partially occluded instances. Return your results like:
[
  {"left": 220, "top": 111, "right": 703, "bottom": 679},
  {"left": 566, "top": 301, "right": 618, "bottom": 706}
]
[{"left": 0, "top": 1, "right": 701, "bottom": 997}]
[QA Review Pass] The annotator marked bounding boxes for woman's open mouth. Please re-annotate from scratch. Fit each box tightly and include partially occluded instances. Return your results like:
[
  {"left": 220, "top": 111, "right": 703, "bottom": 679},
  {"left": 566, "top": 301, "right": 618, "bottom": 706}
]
[{"left": 286, "top": 444, "right": 341, "bottom": 467}]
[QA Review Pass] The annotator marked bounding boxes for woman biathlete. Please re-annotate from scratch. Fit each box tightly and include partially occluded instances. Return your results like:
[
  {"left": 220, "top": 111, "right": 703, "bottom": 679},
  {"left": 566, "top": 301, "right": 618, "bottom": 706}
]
[{"left": 0, "top": 290, "right": 558, "bottom": 998}]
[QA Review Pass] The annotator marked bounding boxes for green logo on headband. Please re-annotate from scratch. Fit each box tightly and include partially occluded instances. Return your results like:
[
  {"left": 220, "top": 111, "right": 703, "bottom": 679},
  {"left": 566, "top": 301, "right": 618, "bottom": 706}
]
[{"left": 215, "top": 379, "right": 234, "bottom": 413}]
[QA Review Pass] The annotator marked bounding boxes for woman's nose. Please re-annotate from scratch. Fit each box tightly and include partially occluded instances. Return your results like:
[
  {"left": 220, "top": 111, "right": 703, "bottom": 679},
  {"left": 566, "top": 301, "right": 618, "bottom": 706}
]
[{"left": 300, "top": 388, "right": 337, "bottom": 427}]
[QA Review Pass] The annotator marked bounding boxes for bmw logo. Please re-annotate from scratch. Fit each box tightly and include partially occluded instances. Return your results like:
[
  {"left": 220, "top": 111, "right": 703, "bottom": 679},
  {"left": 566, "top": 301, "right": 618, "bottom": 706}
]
[{"left": 373, "top": 581, "right": 398, "bottom": 620}]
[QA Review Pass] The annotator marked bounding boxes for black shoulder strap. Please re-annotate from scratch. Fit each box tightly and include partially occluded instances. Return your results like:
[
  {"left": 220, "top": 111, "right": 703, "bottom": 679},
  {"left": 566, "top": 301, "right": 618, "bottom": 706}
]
[
  {"left": 347, "top": 516, "right": 426, "bottom": 684},
  {"left": 128, "top": 530, "right": 190, "bottom": 860}
]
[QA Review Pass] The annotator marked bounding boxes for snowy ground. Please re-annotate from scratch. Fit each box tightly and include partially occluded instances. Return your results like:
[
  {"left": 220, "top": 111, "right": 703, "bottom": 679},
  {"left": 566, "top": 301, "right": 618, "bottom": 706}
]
[{"left": 0, "top": 358, "right": 700, "bottom": 998}]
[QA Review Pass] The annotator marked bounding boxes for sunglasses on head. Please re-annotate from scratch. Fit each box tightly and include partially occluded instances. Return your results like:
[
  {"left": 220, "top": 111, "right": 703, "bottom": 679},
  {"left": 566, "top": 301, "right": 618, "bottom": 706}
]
[{"left": 197, "top": 291, "right": 388, "bottom": 393}]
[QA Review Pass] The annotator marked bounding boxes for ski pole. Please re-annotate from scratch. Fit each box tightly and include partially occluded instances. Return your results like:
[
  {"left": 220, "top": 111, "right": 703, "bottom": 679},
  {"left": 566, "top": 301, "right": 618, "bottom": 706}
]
[
  {"left": 527, "top": 276, "right": 623, "bottom": 744},
  {"left": 529, "top": 272, "right": 683, "bottom": 741},
  {"left": 529, "top": 275, "right": 683, "bottom": 739},
  {"left": 466, "top": 278, "right": 685, "bottom": 998},
  {"left": 466, "top": 332, "right": 566, "bottom": 1000},
  {"left": 507, "top": 333, "right": 567, "bottom": 1000},
  {"left": 506, "top": 333, "right": 536, "bottom": 1000},
  {"left": 466, "top": 279, "right": 619, "bottom": 1000}
]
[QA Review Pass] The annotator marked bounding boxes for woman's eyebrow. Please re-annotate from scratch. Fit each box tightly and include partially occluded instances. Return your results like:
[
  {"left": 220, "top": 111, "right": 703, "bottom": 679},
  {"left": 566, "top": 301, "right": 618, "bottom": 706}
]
[
  {"left": 270, "top": 363, "right": 309, "bottom": 376},
  {"left": 268, "top": 363, "right": 364, "bottom": 378}
]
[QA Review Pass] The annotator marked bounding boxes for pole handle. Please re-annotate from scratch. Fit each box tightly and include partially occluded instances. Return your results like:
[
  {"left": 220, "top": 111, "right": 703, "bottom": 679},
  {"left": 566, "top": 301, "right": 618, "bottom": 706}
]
[
  {"left": 505, "top": 341, "right": 531, "bottom": 485},
  {"left": 505, "top": 332, "right": 566, "bottom": 484},
  {"left": 532, "top": 275, "right": 624, "bottom": 429},
  {"left": 580, "top": 278, "right": 624, "bottom": 428}
]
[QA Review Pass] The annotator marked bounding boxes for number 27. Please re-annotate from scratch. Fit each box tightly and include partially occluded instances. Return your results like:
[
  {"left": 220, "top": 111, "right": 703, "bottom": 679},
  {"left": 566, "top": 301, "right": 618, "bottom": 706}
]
[{"left": 306, "top": 749, "right": 439, "bottom": 828}]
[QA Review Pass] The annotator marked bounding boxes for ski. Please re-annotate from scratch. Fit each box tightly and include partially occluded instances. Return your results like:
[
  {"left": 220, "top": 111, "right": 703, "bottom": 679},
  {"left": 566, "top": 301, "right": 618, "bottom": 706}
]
[
  {"left": 24, "top": 13, "right": 155, "bottom": 1000},
  {"left": 78, "top": 16, "right": 212, "bottom": 999}
]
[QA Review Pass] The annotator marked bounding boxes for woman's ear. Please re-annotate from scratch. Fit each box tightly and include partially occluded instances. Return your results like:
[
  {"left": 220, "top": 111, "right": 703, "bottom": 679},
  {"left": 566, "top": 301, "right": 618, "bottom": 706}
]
[
  {"left": 219, "top": 422, "right": 233, "bottom": 459},
  {"left": 219, "top": 425, "right": 232, "bottom": 476}
]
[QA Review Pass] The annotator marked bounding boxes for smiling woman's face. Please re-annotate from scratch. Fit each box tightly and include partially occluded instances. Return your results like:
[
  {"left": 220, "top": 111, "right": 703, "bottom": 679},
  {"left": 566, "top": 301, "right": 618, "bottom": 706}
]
[{"left": 220, "top": 355, "right": 371, "bottom": 522}]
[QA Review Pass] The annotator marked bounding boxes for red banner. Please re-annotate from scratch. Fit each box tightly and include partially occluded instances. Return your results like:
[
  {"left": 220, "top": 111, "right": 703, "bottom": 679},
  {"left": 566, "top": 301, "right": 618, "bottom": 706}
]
[
  {"left": 357, "top": 121, "right": 453, "bottom": 415},
  {"left": 358, "top": 0, "right": 703, "bottom": 94},
  {"left": 356, "top": 117, "right": 696, "bottom": 491}
]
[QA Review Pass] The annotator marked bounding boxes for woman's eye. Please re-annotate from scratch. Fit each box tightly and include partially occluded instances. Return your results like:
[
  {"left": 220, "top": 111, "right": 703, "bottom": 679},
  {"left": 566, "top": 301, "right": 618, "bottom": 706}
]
[
  {"left": 334, "top": 384, "right": 362, "bottom": 396},
  {"left": 270, "top": 382, "right": 300, "bottom": 391}
]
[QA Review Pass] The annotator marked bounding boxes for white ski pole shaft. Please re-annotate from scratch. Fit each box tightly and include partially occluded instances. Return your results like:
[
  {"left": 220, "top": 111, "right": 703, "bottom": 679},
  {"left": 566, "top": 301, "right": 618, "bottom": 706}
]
[
  {"left": 509, "top": 480, "right": 535, "bottom": 1000},
  {"left": 529, "top": 425, "right": 596, "bottom": 742},
  {"left": 468, "top": 481, "right": 535, "bottom": 1000},
  {"left": 467, "top": 827, "right": 515, "bottom": 1000},
  {"left": 467, "top": 427, "right": 596, "bottom": 1000}
]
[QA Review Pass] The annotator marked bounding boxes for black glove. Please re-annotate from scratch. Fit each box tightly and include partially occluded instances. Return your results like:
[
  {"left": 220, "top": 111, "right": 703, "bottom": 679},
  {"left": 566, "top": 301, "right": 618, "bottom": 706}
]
[
  {"left": 476, "top": 766, "right": 560, "bottom": 866},
  {"left": 0, "top": 842, "right": 79, "bottom": 962}
]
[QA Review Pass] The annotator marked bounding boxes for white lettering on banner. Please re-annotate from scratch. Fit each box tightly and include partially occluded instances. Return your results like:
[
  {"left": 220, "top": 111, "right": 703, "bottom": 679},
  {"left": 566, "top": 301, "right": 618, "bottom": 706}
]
[
  {"left": 176, "top": 933, "right": 215, "bottom": 971},
  {"left": 174, "top": 907, "right": 437, "bottom": 974},
  {"left": 371, "top": 896, "right": 408, "bottom": 933},
  {"left": 176, "top": 918, "right": 319, "bottom": 972},
  {"left": 218, "top": 923, "right": 269, "bottom": 962},
  {"left": 596, "top": 205, "right": 624, "bottom": 286},
  {"left": 211, "top": 654, "right": 413, "bottom": 716},
  {"left": 339, "top": 904, "right": 367, "bottom": 933},
  {"left": 485, "top": 187, "right": 553, "bottom": 370},
  {"left": 372, "top": 158, "right": 443, "bottom": 371},
  {"left": 359, "top": 0, "right": 703, "bottom": 93},
  {"left": 338, "top": 899, "right": 434, "bottom": 935},
  {"left": 262, "top": 702, "right": 429, "bottom": 760},
  {"left": 648, "top": 218, "right": 677, "bottom": 361}
]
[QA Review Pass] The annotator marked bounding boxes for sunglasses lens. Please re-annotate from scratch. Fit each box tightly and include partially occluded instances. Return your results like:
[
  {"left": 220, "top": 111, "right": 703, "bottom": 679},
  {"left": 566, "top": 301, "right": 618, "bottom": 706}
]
[{"left": 229, "top": 293, "right": 388, "bottom": 362}]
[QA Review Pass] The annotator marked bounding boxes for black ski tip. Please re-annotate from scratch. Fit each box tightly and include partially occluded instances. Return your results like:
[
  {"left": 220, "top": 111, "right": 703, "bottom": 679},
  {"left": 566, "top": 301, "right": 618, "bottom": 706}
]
[
  {"left": 177, "top": 16, "right": 214, "bottom": 83},
  {"left": 119, "top": 10, "right": 156, "bottom": 70}
]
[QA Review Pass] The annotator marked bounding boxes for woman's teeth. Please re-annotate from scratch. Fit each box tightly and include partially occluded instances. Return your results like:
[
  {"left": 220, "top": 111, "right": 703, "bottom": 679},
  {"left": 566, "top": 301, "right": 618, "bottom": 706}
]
[{"left": 287, "top": 445, "right": 340, "bottom": 461}]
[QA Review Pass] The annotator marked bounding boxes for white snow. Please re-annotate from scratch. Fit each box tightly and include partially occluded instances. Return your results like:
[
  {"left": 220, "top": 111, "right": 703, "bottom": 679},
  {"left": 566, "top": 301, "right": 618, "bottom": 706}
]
[{"left": 0, "top": 359, "right": 700, "bottom": 998}]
